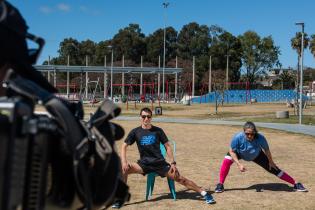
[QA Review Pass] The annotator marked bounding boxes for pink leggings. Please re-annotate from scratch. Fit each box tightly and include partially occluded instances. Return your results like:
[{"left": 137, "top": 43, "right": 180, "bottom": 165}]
[{"left": 219, "top": 151, "right": 295, "bottom": 185}]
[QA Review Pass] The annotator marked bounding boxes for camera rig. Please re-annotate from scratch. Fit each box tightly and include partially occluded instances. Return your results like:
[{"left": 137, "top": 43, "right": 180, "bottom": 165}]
[{"left": 0, "top": 70, "right": 130, "bottom": 210}]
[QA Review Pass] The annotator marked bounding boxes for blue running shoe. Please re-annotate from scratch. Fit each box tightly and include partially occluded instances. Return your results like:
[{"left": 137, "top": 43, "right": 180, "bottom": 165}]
[
  {"left": 293, "top": 183, "right": 308, "bottom": 192},
  {"left": 204, "top": 193, "right": 216, "bottom": 204}
]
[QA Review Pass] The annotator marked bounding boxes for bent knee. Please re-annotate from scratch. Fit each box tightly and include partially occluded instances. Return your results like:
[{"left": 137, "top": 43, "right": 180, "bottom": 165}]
[{"left": 125, "top": 163, "right": 144, "bottom": 175}]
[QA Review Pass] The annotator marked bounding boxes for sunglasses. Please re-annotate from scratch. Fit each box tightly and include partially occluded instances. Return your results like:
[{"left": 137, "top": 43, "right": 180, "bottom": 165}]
[
  {"left": 141, "top": 115, "right": 152, "bottom": 119},
  {"left": 245, "top": 132, "right": 255, "bottom": 136}
]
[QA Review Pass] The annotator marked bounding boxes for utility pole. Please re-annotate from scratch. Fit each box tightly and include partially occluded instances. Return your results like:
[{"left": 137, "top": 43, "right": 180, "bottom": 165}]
[
  {"left": 162, "top": 2, "right": 169, "bottom": 101},
  {"left": 295, "top": 22, "right": 305, "bottom": 124},
  {"left": 107, "top": 45, "right": 114, "bottom": 100},
  {"left": 209, "top": 55, "right": 212, "bottom": 93}
]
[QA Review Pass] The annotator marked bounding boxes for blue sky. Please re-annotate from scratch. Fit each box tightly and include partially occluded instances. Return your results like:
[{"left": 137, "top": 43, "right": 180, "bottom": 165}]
[{"left": 10, "top": 0, "right": 315, "bottom": 69}]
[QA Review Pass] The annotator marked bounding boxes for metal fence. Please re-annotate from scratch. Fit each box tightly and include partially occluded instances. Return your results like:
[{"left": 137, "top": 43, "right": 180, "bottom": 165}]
[{"left": 192, "top": 89, "right": 309, "bottom": 104}]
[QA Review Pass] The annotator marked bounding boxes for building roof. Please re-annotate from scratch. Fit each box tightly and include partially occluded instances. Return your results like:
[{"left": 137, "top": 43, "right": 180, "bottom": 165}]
[{"left": 34, "top": 65, "right": 182, "bottom": 74}]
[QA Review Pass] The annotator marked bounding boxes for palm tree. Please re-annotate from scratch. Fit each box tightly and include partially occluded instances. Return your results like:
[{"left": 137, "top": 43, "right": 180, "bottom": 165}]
[
  {"left": 290, "top": 32, "right": 309, "bottom": 90},
  {"left": 309, "top": 34, "right": 315, "bottom": 59},
  {"left": 291, "top": 32, "right": 309, "bottom": 57}
]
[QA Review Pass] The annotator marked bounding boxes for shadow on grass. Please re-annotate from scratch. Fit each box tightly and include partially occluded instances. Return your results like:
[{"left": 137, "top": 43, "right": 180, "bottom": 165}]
[
  {"left": 125, "top": 189, "right": 204, "bottom": 206},
  {"left": 225, "top": 182, "right": 293, "bottom": 192},
  {"left": 125, "top": 183, "right": 293, "bottom": 207}
]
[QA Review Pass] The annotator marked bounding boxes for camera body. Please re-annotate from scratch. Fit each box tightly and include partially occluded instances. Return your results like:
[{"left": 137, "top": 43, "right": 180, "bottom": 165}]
[
  {"left": 1, "top": 1, "right": 129, "bottom": 209},
  {"left": 0, "top": 96, "right": 54, "bottom": 210},
  {"left": 0, "top": 71, "right": 130, "bottom": 210}
]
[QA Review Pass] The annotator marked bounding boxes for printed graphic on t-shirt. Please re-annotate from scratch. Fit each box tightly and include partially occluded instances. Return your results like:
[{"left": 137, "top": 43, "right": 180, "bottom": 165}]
[{"left": 140, "top": 135, "right": 156, "bottom": 145}]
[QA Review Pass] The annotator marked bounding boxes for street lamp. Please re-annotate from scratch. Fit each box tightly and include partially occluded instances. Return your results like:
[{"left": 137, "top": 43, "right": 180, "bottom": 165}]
[
  {"left": 162, "top": 2, "right": 169, "bottom": 100},
  {"left": 295, "top": 22, "right": 304, "bottom": 125},
  {"left": 108, "top": 45, "right": 114, "bottom": 100}
]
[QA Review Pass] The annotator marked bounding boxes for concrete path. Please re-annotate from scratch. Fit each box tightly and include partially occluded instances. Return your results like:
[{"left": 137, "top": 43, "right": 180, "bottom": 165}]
[{"left": 116, "top": 116, "right": 315, "bottom": 137}]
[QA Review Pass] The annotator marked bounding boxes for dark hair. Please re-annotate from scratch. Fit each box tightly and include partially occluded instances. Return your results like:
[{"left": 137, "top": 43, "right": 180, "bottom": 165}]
[
  {"left": 243, "top": 121, "right": 258, "bottom": 133},
  {"left": 140, "top": 107, "right": 152, "bottom": 116}
]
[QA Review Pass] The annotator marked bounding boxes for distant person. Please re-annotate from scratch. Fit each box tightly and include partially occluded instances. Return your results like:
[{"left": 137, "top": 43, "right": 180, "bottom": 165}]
[
  {"left": 214, "top": 121, "right": 307, "bottom": 193},
  {"left": 112, "top": 107, "right": 216, "bottom": 208}
]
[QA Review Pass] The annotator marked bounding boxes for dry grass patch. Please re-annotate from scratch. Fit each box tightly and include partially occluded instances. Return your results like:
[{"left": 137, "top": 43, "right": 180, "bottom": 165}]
[{"left": 111, "top": 121, "right": 315, "bottom": 210}]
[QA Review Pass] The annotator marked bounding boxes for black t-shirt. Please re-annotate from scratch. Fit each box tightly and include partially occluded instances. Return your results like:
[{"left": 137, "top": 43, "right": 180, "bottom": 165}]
[{"left": 125, "top": 126, "right": 169, "bottom": 164}]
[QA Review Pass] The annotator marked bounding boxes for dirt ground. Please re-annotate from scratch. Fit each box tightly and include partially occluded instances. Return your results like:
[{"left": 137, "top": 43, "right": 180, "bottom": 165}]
[
  {"left": 110, "top": 121, "right": 315, "bottom": 210},
  {"left": 42, "top": 102, "right": 315, "bottom": 209}
]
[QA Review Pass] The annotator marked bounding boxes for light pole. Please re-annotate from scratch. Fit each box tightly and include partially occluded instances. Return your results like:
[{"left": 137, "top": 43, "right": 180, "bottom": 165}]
[
  {"left": 209, "top": 55, "right": 212, "bottom": 93},
  {"left": 295, "top": 22, "right": 304, "bottom": 124},
  {"left": 108, "top": 45, "right": 114, "bottom": 100},
  {"left": 162, "top": 2, "right": 169, "bottom": 100}
]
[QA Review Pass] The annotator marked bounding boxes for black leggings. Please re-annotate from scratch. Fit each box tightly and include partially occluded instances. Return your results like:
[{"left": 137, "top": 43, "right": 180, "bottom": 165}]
[{"left": 228, "top": 151, "right": 282, "bottom": 176}]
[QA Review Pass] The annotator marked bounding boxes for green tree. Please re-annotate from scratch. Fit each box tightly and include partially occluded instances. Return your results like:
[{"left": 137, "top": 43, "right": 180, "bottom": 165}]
[
  {"left": 209, "top": 25, "right": 224, "bottom": 41},
  {"left": 176, "top": 22, "right": 213, "bottom": 93},
  {"left": 78, "top": 39, "right": 97, "bottom": 65},
  {"left": 291, "top": 32, "right": 309, "bottom": 87},
  {"left": 209, "top": 31, "right": 242, "bottom": 83},
  {"left": 239, "top": 31, "right": 280, "bottom": 83},
  {"left": 145, "top": 27, "right": 177, "bottom": 65},
  {"left": 309, "top": 34, "right": 315, "bottom": 59},
  {"left": 95, "top": 40, "right": 112, "bottom": 65},
  {"left": 112, "top": 23, "right": 146, "bottom": 63},
  {"left": 55, "top": 38, "right": 81, "bottom": 65},
  {"left": 274, "top": 71, "right": 295, "bottom": 89},
  {"left": 177, "top": 22, "right": 210, "bottom": 59},
  {"left": 291, "top": 32, "right": 309, "bottom": 58}
]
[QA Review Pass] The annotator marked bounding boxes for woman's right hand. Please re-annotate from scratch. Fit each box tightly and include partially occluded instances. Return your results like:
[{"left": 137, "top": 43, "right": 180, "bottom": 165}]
[{"left": 237, "top": 163, "right": 246, "bottom": 172}]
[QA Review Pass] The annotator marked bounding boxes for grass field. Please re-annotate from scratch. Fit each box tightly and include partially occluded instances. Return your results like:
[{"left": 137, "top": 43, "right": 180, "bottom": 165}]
[
  {"left": 43, "top": 102, "right": 315, "bottom": 209},
  {"left": 82, "top": 102, "right": 315, "bottom": 124},
  {"left": 110, "top": 121, "right": 315, "bottom": 210}
]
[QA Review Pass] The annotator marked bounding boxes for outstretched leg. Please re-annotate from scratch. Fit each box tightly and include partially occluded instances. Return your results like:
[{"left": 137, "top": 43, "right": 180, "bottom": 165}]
[
  {"left": 253, "top": 151, "right": 294, "bottom": 183},
  {"left": 166, "top": 167, "right": 216, "bottom": 204},
  {"left": 167, "top": 171, "right": 202, "bottom": 193},
  {"left": 253, "top": 151, "right": 307, "bottom": 192}
]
